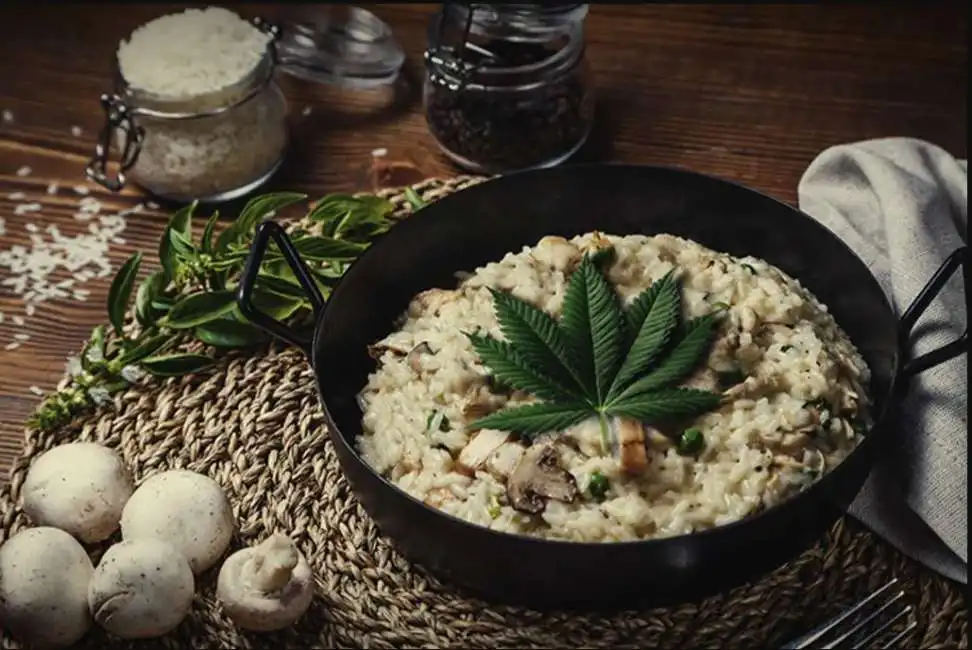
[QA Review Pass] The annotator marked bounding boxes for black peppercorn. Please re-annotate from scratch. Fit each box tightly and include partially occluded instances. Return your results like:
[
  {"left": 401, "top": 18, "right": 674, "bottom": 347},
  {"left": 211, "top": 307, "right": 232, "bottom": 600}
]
[{"left": 425, "top": 38, "right": 592, "bottom": 173}]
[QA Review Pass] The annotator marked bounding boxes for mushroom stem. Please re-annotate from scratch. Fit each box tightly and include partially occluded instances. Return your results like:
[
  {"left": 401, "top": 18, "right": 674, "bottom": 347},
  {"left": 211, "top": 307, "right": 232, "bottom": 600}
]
[
  {"left": 244, "top": 535, "right": 298, "bottom": 594},
  {"left": 217, "top": 533, "right": 315, "bottom": 632}
]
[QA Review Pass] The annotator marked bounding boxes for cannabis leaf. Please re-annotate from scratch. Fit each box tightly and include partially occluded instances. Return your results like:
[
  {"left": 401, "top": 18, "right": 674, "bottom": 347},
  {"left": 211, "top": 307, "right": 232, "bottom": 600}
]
[{"left": 469, "top": 247, "right": 723, "bottom": 449}]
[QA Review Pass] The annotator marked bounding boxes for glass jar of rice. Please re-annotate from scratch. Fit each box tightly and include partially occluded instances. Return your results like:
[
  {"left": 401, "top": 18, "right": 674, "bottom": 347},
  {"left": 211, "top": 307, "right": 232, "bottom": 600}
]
[
  {"left": 86, "top": 6, "right": 404, "bottom": 204},
  {"left": 86, "top": 8, "right": 288, "bottom": 203}
]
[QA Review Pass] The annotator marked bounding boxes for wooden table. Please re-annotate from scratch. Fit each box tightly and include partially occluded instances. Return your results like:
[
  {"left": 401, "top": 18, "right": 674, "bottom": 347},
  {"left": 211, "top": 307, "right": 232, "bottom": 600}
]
[{"left": 0, "top": 3, "right": 966, "bottom": 481}]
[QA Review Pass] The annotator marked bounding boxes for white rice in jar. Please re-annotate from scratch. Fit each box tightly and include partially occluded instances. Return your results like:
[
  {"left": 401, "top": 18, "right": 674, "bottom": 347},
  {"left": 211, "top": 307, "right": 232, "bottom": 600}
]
[
  {"left": 357, "top": 232, "right": 872, "bottom": 542},
  {"left": 112, "top": 7, "right": 287, "bottom": 201}
]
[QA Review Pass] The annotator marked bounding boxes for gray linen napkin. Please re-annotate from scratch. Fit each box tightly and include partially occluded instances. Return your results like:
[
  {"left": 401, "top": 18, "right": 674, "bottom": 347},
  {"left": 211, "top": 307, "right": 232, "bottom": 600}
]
[{"left": 797, "top": 137, "right": 968, "bottom": 584}]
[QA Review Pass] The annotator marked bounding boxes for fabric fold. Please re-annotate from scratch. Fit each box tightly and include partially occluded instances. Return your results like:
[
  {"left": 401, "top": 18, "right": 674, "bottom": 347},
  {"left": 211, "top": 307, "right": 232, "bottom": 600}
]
[{"left": 797, "top": 137, "right": 967, "bottom": 584}]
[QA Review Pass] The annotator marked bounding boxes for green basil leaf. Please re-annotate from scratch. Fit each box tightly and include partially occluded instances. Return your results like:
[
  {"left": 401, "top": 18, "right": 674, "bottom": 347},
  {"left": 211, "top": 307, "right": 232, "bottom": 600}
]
[
  {"left": 165, "top": 290, "right": 237, "bottom": 329},
  {"left": 307, "top": 194, "right": 394, "bottom": 238},
  {"left": 81, "top": 324, "right": 107, "bottom": 372},
  {"left": 159, "top": 202, "right": 195, "bottom": 282},
  {"left": 135, "top": 270, "right": 167, "bottom": 326},
  {"left": 238, "top": 192, "right": 307, "bottom": 233},
  {"left": 107, "top": 253, "right": 142, "bottom": 336},
  {"left": 118, "top": 333, "right": 175, "bottom": 365},
  {"left": 168, "top": 228, "right": 197, "bottom": 261},
  {"left": 404, "top": 187, "right": 428, "bottom": 210},
  {"left": 201, "top": 210, "right": 220, "bottom": 255},
  {"left": 305, "top": 194, "right": 357, "bottom": 235},
  {"left": 151, "top": 297, "right": 175, "bottom": 312},
  {"left": 215, "top": 192, "right": 307, "bottom": 253},
  {"left": 90, "top": 324, "right": 106, "bottom": 354},
  {"left": 250, "top": 287, "right": 305, "bottom": 321},
  {"left": 195, "top": 318, "right": 266, "bottom": 348},
  {"left": 141, "top": 353, "right": 214, "bottom": 377},
  {"left": 208, "top": 258, "right": 244, "bottom": 272},
  {"left": 290, "top": 236, "right": 366, "bottom": 261},
  {"left": 256, "top": 272, "right": 308, "bottom": 299},
  {"left": 311, "top": 266, "right": 343, "bottom": 288}
]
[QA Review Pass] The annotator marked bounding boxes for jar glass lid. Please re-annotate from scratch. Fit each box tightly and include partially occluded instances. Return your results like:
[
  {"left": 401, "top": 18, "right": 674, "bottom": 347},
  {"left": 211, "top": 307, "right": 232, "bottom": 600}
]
[{"left": 272, "top": 6, "right": 405, "bottom": 89}]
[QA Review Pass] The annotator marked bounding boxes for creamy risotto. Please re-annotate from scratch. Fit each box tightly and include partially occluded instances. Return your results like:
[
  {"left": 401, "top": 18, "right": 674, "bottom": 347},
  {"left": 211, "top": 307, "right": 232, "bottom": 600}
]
[{"left": 357, "top": 233, "right": 871, "bottom": 542}]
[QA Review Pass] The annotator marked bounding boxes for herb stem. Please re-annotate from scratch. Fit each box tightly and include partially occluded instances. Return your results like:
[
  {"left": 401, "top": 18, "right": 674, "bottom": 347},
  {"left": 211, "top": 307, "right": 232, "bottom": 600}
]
[{"left": 598, "top": 411, "right": 611, "bottom": 453}]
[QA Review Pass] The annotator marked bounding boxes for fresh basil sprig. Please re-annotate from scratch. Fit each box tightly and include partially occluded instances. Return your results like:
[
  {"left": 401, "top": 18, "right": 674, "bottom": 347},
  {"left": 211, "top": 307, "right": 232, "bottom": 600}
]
[
  {"left": 29, "top": 191, "right": 397, "bottom": 431},
  {"left": 467, "top": 249, "right": 724, "bottom": 449}
]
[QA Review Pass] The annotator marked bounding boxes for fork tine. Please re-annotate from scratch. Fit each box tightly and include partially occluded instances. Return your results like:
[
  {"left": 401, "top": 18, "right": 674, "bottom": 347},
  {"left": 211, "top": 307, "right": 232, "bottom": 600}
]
[
  {"left": 782, "top": 579, "right": 900, "bottom": 649},
  {"left": 825, "top": 594, "right": 908, "bottom": 649},
  {"left": 879, "top": 620, "right": 918, "bottom": 648},
  {"left": 847, "top": 603, "right": 911, "bottom": 649}
]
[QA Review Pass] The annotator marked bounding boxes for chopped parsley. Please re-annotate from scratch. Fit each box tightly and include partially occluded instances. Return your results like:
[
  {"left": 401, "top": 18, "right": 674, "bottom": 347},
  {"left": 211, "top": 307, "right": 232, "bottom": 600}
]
[
  {"left": 487, "top": 495, "right": 502, "bottom": 519},
  {"left": 426, "top": 410, "right": 450, "bottom": 432}
]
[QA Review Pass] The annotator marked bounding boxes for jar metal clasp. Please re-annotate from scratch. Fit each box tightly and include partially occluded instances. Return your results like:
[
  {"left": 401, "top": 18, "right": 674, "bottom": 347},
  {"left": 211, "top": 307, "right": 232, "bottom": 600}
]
[
  {"left": 424, "top": 3, "right": 496, "bottom": 93},
  {"left": 85, "top": 94, "right": 145, "bottom": 191}
]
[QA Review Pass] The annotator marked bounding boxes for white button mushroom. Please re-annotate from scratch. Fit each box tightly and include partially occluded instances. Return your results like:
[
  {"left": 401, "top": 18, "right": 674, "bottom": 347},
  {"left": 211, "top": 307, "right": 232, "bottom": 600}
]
[
  {"left": 120, "top": 469, "right": 235, "bottom": 574},
  {"left": 22, "top": 442, "right": 134, "bottom": 543},
  {"left": 0, "top": 527, "right": 94, "bottom": 649},
  {"left": 217, "top": 533, "right": 315, "bottom": 632},
  {"left": 87, "top": 539, "right": 194, "bottom": 639}
]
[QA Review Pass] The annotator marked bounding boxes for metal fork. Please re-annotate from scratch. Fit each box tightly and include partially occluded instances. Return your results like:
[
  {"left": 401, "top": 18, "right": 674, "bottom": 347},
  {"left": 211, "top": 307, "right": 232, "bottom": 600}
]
[{"left": 781, "top": 579, "right": 918, "bottom": 649}]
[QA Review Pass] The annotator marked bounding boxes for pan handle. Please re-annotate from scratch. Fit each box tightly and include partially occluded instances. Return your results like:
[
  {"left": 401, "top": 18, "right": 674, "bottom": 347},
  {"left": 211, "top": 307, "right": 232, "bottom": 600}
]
[
  {"left": 236, "top": 221, "right": 325, "bottom": 357},
  {"left": 897, "top": 246, "right": 968, "bottom": 381}
]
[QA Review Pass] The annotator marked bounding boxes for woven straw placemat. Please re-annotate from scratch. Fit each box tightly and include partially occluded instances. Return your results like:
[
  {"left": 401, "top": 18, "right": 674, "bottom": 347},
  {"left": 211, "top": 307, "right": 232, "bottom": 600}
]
[{"left": 0, "top": 177, "right": 966, "bottom": 650}]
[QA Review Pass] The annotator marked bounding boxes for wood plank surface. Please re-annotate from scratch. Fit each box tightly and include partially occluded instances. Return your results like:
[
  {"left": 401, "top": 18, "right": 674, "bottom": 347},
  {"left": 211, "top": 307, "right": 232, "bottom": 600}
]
[{"left": 0, "top": 3, "right": 966, "bottom": 482}]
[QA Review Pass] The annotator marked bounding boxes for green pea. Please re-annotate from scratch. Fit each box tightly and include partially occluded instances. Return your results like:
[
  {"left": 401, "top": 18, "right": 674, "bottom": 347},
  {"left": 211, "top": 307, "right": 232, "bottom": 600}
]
[
  {"left": 588, "top": 470, "right": 610, "bottom": 501},
  {"left": 678, "top": 428, "right": 705, "bottom": 455}
]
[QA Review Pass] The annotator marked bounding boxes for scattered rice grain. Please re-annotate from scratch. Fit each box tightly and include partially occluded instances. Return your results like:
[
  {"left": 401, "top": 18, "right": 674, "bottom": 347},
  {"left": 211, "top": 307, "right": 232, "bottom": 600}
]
[
  {"left": 14, "top": 333, "right": 30, "bottom": 341},
  {"left": 71, "top": 126, "right": 83, "bottom": 137},
  {"left": 11, "top": 315, "right": 24, "bottom": 326},
  {"left": 302, "top": 106, "right": 312, "bottom": 117},
  {"left": 25, "top": 304, "right": 35, "bottom": 316},
  {"left": 1, "top": 109, "right": 12, "bottom": 123},
  {"left": 28, "top": 385, "right": 44, "bottom": 396},
  {"left": 372, "top": 147, "right": 388, "bottom": 157},
  {"left": 16, "top": 166, "right": 31, "bottom": 177},
  {"left": 73, "top": 185, "right": 91, "bottom": 196},
  {"left": 7, "top": 192, "right": 26, "bottom": 200},
  {"left": 3, "top": 342, "right": 20, "bottom": 351},
  {"left": 46, "top": 183, "right": 59, "bottom": 195},
  {"left": 14, "top": 203, "right": 42, "bottom": 216},
  {"left": 0, "top": 202, "right": 128, "bottom": 309}
]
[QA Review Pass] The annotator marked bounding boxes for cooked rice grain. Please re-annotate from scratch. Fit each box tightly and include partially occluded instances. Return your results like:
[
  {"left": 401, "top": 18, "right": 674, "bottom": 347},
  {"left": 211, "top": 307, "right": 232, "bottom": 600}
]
[{"left": 358, "top": 233, "right": 872, "bottom": 542}]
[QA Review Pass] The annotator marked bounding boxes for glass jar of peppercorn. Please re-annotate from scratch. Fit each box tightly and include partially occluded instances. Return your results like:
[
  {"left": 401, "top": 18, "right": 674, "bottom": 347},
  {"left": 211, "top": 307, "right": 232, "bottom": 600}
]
[{"left": 423, "top": 3, "right": 594, "bottom": 174}]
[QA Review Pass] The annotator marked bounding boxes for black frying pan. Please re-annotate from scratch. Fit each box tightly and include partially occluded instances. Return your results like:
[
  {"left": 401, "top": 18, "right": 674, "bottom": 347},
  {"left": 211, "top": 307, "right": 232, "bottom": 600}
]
[{"left": 237, "top": 164, "right": 967, "bottom": 609}]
